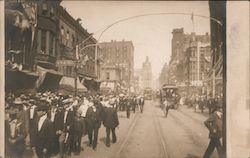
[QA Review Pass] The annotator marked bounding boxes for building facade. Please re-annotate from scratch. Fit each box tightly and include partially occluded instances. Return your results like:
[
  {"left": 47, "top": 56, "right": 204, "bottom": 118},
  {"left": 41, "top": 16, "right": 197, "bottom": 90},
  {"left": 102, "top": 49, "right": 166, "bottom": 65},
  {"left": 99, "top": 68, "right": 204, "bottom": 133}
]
[
  {"left": 34, "top": 0, "right": 61, "bottom": 70},
  {"left": 56, "top": 6, "right": 97, "bottom": 79},
  {"left": 99, "top": 40, "right": 134, "bottom": 92},
  {"left": 99, "top": 65, "right": 122, "bottom": 93},
  {"left": 184, "top": 39, "right": 211, "bottom": 85},
  {"left": 167, "top": 28, "right": 211, "bottom": 95},
  {"left": 140, "top": 56, "right": 152, "bottom": 90},
  {"left": 4, "top": 0, "right": 99, "bottom": 92}
]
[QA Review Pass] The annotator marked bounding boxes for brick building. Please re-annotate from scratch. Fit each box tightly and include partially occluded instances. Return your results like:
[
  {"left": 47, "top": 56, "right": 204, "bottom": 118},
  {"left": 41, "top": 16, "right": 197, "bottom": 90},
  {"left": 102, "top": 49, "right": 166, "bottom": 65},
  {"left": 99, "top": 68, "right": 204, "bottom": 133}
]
[
  {"left": 99, "top": 40, "right": 134, "bottom": 92},
  {"left": 56, "top": 6, "right": 97, "bottom": 79},
  {"left": 4, "top": 0, "right": 98, "bottom": 92},
  {"left": 168, "top": 28, "right": 210, "bottom": 91}
]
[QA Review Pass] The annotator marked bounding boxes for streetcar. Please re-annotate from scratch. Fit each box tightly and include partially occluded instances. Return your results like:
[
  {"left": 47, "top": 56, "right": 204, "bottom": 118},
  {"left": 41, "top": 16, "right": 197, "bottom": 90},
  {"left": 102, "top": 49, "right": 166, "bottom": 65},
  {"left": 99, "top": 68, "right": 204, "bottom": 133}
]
[
  {"left": 160, "top": 84, "right": 181, "bottom": 109},
  {"left": 143, "top": 87, "right": 153, "bottom": 100}
]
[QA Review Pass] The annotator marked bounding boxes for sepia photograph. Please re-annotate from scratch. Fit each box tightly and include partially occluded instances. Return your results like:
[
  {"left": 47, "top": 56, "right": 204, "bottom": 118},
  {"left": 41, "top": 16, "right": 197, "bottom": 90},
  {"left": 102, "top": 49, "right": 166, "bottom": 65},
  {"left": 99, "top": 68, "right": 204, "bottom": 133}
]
[{"left": 0, "top": 0, "right": 249, "bottom": 158}]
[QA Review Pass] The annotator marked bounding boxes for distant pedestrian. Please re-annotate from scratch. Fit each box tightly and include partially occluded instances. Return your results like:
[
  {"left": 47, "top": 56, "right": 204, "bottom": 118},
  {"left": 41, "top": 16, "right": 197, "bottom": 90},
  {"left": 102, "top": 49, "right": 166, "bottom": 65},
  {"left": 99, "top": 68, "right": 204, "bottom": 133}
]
[
  {"left": 126, "top": 97, "right": 131, "bottom": 118},
  {"left": 163, "top": 98, "right": 170, "bottom": 117},
  {"left": 207, "top": 97, "right": 213, "bottom": 114},
  {"left": 138, "top": 96, "right": 144, "bottom": 113},
  {"left": 131, "top": 96, "right": 137, "bottom": 113},
  {"left": 203, "top": 107, "right": 224, "bottom": 158}
]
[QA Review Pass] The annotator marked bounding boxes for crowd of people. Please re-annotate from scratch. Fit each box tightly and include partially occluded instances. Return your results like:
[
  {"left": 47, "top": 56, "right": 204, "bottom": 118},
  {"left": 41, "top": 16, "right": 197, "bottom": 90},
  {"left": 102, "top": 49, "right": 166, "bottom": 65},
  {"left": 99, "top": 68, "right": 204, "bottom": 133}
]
[
  {"left": 184, "top": 94, "right": 223, "bottom": 114},
  {"left": 5, "top": 91, "right": 144, "bottom": 158}
]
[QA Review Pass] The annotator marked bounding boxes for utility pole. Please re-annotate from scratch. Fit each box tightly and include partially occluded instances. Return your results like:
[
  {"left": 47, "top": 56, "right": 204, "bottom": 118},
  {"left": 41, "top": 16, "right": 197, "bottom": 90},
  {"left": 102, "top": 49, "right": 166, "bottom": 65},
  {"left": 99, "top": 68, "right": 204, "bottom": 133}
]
[{"left": 75, "top": 45, "right": 79, "bottom": 96}]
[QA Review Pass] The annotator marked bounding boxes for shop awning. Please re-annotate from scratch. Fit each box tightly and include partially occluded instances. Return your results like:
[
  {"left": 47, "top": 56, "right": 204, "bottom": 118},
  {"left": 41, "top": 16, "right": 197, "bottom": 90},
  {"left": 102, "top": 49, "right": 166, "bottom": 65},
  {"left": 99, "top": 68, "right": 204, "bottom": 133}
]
[
  {"left": 81, "top": 77, "right": 101, "bottom": 92},
  {"left": 36, "top": 66, "right": 63, "bottom": 92},
  {"left": 5, "top": 69, "right": 39, "bottom": 93},
  {"left": 59, "top": 76, "right": 87, "bottom": 93}
]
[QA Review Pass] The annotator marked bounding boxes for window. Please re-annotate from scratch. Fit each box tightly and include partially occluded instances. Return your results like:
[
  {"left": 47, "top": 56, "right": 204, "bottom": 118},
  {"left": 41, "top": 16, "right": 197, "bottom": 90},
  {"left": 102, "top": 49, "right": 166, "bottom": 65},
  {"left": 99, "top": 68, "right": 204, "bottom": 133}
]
[
  {"left": 106, "top": 72, "right": 110, "bottom": 80},
  {"left": 15, "top": 15, "right": 20, "bottom": 24},
  {"left": 61, "top": 26, "right": 64, "bottom": 36},
  {"left": 66, "top": 66, "right": 71, "bottom": 76},
  {"left": 49, "top": 33, "right": 53, "bottom": 55},
  {"left": 50, "top": 6, "right": 54, "bottom": 16},
  {"left": 66, "top": 31, "right": 70, "bottom": 40},
  {"left": 123, "top": 47, "right": 127, "bottom": 51},
  {"left": 42, "top": 3, "right": 48, "bottom": 16},
  {"left": 41, "top": 30, "right": 46, "bottom": 54},
  {"left": 72, "top": 35, "right": 75, "bottom": 47}
]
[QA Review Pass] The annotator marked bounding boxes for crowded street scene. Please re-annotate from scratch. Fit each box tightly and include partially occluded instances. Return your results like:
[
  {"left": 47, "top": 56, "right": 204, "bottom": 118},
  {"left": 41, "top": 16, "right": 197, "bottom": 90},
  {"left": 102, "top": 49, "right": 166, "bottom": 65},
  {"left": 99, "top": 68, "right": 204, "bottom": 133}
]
[
  {"left": 5, "top": 90, "right": 224, "bottom": 158},
  {"left": 3, "top": 1, "right": 250, "bottom": 158}
]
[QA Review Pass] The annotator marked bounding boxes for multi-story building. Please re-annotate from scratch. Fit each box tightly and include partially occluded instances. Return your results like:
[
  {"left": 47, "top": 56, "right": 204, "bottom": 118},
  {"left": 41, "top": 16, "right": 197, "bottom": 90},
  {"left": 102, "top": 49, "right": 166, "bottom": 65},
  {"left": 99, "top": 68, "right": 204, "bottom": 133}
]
[
  {"left": 140, "top": 56, "right": 152, "bottom": 90},
  {"left": 4, "top": 1, "right": 99, "bottom": 92},
  {"left": 168, "top": 28, "right": 210, "bottom": 90},
  {"left": 99, "top": 40, "right": 134, "bottom": 92},
  {"left": 99, "top": 65, "right": 122, "bottom": 92},
  {"left": 184, "top": 39, "right": 211, "bottom": 84},
  {"left": 34, "top": 0, "right": 61, "bottom": 70},
  {"left": 5, "top": 0, "right": 63, "bottom": 92},
  {"left": 56, "top": 6, "right": 97, "bottom": 79},
  {"left": 5, "top": 0, "right": 62, "bottom": 70}
]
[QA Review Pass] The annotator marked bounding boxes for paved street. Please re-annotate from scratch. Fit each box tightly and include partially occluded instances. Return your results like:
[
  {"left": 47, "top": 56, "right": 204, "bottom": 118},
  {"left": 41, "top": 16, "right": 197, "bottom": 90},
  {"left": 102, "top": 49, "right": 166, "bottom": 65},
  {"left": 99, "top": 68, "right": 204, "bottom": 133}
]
[{"left": 71, "top": 100, "right": 218, "bottom": 158}]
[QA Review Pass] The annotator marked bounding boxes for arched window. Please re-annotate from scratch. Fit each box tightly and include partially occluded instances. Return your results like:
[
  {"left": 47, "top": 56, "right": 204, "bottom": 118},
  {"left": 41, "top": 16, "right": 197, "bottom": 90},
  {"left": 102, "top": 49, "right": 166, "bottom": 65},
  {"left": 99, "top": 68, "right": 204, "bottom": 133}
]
[{"left": 61, "top": 26, "right": 64, "bottom": 35}]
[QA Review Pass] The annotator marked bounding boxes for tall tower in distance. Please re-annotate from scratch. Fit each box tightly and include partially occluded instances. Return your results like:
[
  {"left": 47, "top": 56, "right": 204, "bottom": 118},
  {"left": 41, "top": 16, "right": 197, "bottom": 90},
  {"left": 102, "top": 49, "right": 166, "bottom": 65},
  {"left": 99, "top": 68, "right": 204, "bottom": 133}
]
[{"left": 140, "top": 56, "right": 152, "bottom": 90}]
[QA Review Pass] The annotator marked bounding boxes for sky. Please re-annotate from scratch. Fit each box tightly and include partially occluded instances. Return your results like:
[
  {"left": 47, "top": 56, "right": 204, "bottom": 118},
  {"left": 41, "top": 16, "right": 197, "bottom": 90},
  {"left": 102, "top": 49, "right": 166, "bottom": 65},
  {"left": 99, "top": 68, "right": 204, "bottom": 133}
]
[{"left": 61, "top": 1, "right": 210, "bottom": 79}]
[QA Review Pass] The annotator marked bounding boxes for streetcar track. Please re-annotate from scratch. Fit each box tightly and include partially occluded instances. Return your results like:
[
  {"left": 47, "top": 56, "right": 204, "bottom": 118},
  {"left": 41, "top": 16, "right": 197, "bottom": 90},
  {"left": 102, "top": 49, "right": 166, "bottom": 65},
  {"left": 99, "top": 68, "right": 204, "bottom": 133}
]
[
  {"left": 176, "top": 108, "right": 204, "bottom": 126},
  {"left": 169, "top": 112, "right": 206, "bottom": 149},
  {"left": 115, "top": 113, "right": 140, "bottom": 158},
  {"left": 152, "top": 108, "right": 170, "bottom": 158}
]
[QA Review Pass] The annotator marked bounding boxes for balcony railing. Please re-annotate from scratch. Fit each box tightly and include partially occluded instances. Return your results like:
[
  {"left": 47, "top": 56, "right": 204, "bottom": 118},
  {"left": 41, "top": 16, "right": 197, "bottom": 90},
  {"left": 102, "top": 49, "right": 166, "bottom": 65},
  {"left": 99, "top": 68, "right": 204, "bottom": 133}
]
[{"left": 35, "top": 53, "right": 56, "bottom": 64}]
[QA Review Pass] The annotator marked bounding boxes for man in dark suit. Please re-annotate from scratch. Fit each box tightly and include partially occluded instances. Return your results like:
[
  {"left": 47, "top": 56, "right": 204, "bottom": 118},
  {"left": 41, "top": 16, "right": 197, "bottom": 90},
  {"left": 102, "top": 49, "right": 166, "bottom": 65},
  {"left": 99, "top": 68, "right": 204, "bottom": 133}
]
[
  {"left": 103, "top": 99, "right": 119, "bottom": 147},
  {"left": 85, "top": 100, "right": 102, "bottom": 150},
  {"left": 126, "top": 97, "right": 131, "bottom": 118},
  {"left": 131, "top": 96, "right": 137, "bottom": 113},
  {"left": 72, "top": 109, "right": 84, "bottom": 155},
  {"left": 203, "top": 107, "right": 224, "bottom": 158},
  {"left": 47, "top": 101, "right": 60, "bottom": 156},
  {"left": 138, "top": 96, "right": 145, "bottom": 113},
  {"left": 34, "top": 104, "right": 53, "bottom": 158},
  {"left": 55, "top": 100, "right": 75, "bottom": 157},
  {"left": 27, "top": 99, "right": 38, "bottom": 148}
]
